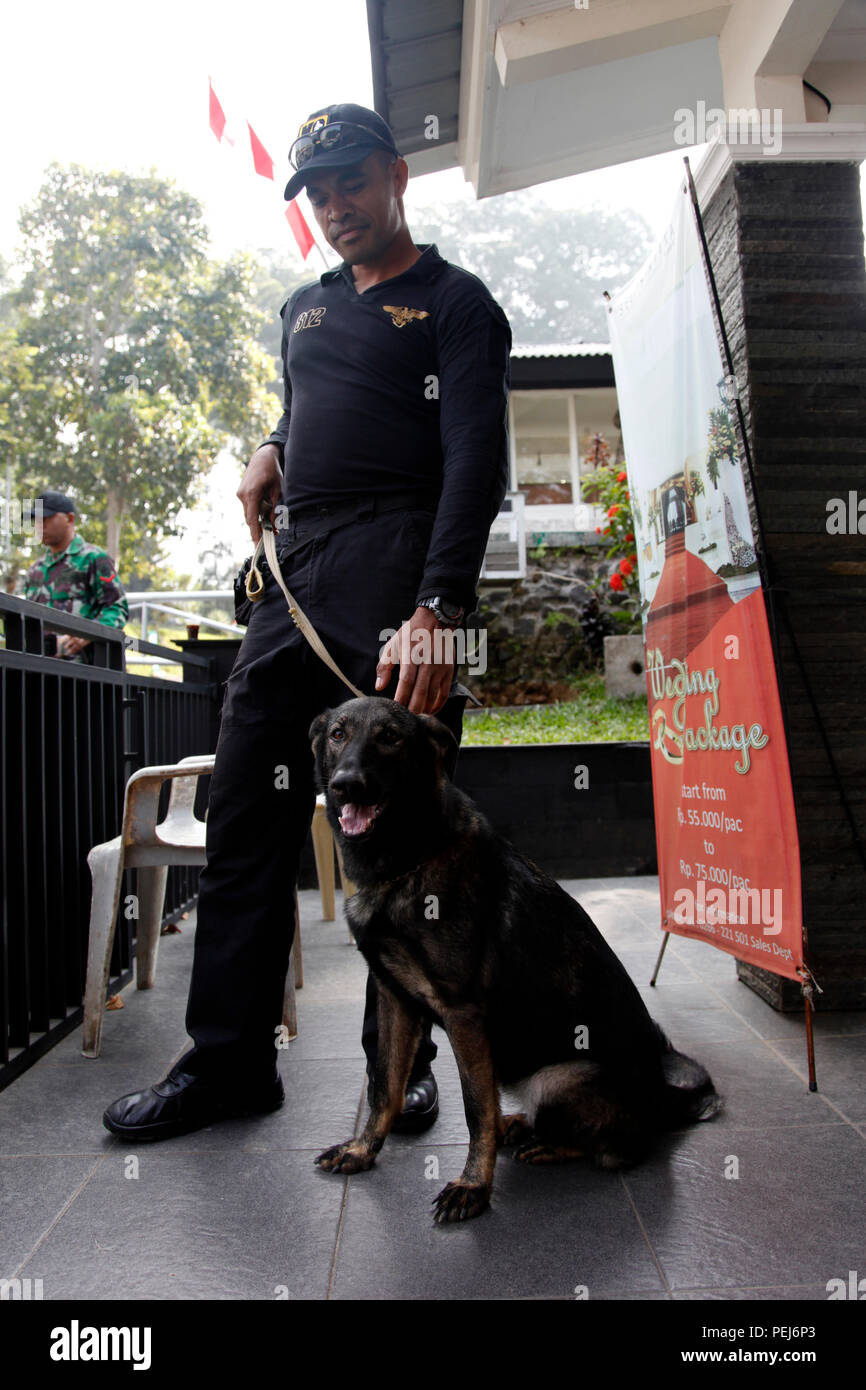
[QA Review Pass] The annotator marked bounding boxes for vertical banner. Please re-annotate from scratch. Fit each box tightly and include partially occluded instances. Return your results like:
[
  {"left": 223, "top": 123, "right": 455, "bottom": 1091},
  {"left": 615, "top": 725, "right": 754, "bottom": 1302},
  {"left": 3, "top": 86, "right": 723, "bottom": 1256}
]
[{"left": 608, "top": 185, "right": 804, "bottom": 981}]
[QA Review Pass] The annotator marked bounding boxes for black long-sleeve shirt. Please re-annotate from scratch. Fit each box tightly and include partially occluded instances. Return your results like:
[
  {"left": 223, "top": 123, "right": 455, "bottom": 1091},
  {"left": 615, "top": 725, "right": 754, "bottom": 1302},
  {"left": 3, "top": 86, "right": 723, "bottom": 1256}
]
[{"left": 263, "top": 243, "right": 511, "bottom": 612}]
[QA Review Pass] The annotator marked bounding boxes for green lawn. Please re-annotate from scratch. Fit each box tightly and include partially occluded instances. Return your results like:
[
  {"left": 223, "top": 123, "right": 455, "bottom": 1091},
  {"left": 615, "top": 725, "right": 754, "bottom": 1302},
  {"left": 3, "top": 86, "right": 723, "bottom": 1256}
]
[{"left": 462, "top": 673, "right": 649, "bottom": 745}]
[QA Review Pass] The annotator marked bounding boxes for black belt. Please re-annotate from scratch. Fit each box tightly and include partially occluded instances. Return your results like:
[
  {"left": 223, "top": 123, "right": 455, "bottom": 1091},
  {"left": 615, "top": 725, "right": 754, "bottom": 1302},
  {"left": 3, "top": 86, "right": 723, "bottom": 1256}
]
[{"left": 275, "top": 489, "right": 439, "bottom": 557}]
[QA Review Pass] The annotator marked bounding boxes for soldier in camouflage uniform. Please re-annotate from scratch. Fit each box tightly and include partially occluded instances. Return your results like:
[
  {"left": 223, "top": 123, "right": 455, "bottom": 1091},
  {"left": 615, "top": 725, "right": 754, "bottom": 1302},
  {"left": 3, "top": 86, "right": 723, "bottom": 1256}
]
[{"left": 23, "top": 491, "right": 128, "bottom": 659}]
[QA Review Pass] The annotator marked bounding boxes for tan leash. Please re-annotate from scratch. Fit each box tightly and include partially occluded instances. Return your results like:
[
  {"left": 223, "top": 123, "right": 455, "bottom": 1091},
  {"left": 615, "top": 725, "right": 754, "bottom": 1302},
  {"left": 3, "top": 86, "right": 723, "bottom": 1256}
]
[{"left": 245, "top": 496, "right": 364, "bottom": 698}]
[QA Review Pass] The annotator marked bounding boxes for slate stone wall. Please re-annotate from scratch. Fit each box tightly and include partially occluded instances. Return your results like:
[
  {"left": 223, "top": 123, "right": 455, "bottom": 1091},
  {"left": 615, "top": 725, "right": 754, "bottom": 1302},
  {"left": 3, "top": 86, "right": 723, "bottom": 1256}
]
[
  {"left": 474, "top": 545, "right": 632, "bottom": 691},
  {"left": 703, "top": 160, "right": 866, "bottom": 1009}
]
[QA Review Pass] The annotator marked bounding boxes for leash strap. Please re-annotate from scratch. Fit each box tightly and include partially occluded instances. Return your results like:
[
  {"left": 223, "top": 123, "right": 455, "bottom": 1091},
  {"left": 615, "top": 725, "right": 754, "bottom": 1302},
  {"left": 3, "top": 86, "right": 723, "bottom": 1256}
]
[{"left": 245, "top": 498, "right": 364, "bottom": 698}]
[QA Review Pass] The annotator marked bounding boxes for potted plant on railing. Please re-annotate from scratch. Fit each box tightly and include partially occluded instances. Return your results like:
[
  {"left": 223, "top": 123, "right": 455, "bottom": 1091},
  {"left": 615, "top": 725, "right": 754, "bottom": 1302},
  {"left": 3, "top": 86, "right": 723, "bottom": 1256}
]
[{"left": 580, "top": 431, "right": 611, "bottom": 501}]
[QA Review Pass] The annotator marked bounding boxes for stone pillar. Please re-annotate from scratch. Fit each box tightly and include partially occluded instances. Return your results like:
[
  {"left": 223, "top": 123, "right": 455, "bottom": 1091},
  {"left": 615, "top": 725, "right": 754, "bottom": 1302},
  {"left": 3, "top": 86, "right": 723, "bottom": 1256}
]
[{"left": 700, "top": 153, "right": 866, "bottom": 1009}]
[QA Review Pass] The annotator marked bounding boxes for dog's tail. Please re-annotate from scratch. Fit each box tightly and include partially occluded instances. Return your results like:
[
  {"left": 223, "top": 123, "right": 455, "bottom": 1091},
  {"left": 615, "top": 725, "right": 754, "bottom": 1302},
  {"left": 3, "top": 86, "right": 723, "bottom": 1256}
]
[{"left": 654, "top": 1025, "right": 723, "bottom": 1128}]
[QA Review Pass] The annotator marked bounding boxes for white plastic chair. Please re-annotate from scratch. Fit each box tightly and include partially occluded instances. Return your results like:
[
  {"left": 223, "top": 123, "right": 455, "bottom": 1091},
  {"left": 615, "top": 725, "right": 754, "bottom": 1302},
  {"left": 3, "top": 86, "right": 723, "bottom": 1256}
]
[
  {"left": 311, "top": 794, "right": 357, "bottom": 921},
  {"left": 81, "top": 757, "right": 352, "bottom": 1057}
]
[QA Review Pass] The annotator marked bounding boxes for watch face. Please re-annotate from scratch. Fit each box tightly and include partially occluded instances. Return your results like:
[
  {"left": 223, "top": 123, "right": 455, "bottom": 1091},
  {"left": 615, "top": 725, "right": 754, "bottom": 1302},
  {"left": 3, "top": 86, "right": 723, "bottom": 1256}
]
[{"left": 439, "top": 600, "right": 462, "bottom": 620}]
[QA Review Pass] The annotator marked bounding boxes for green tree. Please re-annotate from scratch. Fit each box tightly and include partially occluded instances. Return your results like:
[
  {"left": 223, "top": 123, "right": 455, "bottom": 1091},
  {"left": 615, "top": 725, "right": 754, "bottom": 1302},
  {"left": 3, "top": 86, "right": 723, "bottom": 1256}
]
[
  {"left": 411, "top": 191, "right": 652, "bottom": 344},
  {"left": 0, "top": 312, "right": 70, "bottom": 585},
  {"left": 7, "top": 164, "right": 277, "bottom": 581}
]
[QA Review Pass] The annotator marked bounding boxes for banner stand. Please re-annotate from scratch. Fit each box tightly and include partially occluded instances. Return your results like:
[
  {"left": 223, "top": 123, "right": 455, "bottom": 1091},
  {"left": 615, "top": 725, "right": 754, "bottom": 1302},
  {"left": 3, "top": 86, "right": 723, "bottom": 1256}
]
[
  {"left": 799, "top": 968, "right": 822, "bottom": 1093},
  {"left": 651, "top": 929, "right": 819, "bottom": 1090},
  {"left": 649, "top": 931, "right": 669, "bottom": 988},
  {"left": 642, "top": 158, "right": 827, "bottom": 1090}
]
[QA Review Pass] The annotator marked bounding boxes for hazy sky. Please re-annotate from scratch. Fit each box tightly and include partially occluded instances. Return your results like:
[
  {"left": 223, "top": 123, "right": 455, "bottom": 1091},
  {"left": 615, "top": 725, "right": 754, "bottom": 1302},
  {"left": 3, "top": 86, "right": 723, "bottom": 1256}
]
[
  {"left": 1, "top": 0, "right": 723, "bottom": 270},
  {"left": 3, "top": 0, "right": 862, "bottom": 276}
]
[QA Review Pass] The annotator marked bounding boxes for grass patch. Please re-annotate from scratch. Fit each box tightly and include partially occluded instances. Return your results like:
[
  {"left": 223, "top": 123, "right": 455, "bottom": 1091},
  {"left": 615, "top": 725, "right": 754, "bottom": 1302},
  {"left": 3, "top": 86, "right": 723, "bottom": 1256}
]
[{"left": 463, "top": 673, "right": 649, "bottom": 745}]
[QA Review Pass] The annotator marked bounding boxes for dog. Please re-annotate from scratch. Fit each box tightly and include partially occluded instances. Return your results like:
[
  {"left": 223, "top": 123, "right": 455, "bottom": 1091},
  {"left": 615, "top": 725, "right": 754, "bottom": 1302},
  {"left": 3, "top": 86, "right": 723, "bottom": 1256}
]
[{"left": 310, "top": 696, "right": 722, "bottom": 1223}]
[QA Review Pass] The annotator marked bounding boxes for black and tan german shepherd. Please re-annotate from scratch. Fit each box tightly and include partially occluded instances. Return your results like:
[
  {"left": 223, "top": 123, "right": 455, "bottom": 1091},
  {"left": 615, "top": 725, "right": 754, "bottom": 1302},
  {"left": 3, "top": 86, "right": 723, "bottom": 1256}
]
[{"left": 310, "top": 697, "right": 722, "bottom": 1223}]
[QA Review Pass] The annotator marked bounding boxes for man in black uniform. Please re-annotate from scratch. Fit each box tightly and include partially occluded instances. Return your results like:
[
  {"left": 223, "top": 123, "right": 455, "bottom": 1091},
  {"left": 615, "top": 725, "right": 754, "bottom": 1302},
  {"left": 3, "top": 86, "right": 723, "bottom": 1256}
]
[{"left": 103, "top": 104, "right": 511, "bottom": 1141}]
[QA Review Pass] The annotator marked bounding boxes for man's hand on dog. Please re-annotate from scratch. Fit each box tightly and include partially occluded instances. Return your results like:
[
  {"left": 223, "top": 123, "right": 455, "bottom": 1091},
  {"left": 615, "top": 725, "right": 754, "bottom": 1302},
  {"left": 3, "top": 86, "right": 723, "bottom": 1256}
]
[{"left": 375, "top": 606, "right": 456, "bottom": 715}]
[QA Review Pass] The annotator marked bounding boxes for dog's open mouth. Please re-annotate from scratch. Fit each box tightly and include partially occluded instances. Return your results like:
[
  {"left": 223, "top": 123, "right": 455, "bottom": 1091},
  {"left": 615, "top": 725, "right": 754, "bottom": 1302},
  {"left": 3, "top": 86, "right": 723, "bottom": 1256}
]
[{"left": 337, "top": 802, "right": 386, "bottom": 838}]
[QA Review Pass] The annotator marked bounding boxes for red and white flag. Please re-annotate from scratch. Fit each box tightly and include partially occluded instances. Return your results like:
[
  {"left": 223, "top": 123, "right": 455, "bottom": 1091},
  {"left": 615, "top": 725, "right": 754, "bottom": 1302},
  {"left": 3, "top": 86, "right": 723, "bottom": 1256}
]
[
  {"left": 286, "top": 200, "right": 315, "bottom": 260},
  {"left": 247, "top": 122, "right": 274, "bottom": 180},
  {"left": 208, "top": 78, "right": 274, "bottom": 180},
  {"left": 208, "top": 78, "right": 325, "bottom": 265},
  {"left": 208, "top": 78, "right": 228, "bottom": 143}
]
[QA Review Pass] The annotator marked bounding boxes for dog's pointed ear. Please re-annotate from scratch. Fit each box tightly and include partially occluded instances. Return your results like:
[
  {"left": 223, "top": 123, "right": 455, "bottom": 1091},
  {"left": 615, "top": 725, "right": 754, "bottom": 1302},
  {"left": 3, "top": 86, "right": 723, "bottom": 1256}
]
[
  {"left": 418, "top": 714, "right": 458, "bottom": 779},
  {"left": 309, "top": 709, "right": 332, "bottom": 757}
]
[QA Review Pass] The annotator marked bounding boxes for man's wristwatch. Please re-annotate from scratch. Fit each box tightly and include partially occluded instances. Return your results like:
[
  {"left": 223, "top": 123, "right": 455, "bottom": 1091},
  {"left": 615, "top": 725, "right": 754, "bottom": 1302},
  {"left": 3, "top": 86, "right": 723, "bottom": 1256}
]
[{"left": 418, "top": 597, "right": 465, "bottom": 629}]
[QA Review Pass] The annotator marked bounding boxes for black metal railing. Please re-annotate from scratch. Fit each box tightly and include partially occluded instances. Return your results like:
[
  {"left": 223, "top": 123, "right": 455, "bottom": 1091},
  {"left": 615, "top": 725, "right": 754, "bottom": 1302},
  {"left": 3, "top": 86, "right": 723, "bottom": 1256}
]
[{"left": 0, "top": 595, "right": 217, "bottom": 1089}]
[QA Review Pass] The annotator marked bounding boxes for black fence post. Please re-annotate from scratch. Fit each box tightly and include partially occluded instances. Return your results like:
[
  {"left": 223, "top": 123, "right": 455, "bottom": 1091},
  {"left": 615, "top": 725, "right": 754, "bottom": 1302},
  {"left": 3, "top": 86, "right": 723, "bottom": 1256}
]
[{"left": 0, "top": 595, "right": 218, "bottom": 1090}]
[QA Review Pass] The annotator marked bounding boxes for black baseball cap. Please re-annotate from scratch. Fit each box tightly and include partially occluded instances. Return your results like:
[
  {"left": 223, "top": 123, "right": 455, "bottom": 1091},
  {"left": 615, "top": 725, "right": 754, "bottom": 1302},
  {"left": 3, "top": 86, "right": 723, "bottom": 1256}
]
[
  {"left": 285, "top": 103, "right": 400, "bottom": 201},
  {"left": 32, "top": 490, "right": 75, "bottom": 519}
]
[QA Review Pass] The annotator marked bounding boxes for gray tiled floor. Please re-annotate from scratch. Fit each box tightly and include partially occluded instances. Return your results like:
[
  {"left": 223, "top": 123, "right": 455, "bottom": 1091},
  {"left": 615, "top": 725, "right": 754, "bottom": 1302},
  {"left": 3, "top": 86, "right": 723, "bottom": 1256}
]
[{"left": 1, "top": 878, "right": 864, "bottom": 1301}]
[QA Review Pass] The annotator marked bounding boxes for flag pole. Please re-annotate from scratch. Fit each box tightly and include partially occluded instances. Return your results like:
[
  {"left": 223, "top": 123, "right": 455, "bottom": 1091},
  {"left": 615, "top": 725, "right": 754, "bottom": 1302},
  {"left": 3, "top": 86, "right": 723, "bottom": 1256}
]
[
  {"left": 290, "top": 221, "right": 331, "bottom": 272},
  {"left": 284, "top": 195, "right": 332, "bottom": 272},
  {"left": 311, "top": 239, "right": 331, "bottom": 272}
]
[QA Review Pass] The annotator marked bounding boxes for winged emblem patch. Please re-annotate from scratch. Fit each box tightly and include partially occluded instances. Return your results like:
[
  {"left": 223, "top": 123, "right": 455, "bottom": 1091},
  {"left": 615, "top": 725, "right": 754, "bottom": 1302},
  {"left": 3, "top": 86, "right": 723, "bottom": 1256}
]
[{"left": 382, "top": 306, "right": 430, "bottom": 329}]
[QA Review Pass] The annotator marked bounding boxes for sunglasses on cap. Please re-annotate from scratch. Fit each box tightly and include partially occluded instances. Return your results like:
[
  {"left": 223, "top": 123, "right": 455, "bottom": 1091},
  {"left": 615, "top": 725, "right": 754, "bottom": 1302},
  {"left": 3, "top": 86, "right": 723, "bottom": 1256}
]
[{"left": 288, "top": 121, "right": 397, "bottom": 172}]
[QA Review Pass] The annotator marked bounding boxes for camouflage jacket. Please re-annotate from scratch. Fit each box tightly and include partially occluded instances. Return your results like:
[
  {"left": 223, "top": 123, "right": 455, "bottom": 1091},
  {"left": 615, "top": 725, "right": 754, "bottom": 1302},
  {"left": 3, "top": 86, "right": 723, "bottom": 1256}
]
[{"left": 23, "top": 534, "right": 129, "bottom": 630}]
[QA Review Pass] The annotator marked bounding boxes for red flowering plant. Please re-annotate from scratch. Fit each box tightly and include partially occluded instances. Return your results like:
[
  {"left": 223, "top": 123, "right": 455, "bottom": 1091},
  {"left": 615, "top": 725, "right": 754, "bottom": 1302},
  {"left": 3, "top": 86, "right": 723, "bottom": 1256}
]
[{"left": 580, "top": 459, "right": 642, "bottom": 635}]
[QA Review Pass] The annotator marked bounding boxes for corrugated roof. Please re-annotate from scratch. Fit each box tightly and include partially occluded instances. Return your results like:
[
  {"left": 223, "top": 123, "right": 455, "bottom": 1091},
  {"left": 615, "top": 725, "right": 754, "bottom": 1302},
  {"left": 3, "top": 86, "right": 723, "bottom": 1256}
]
[
  {"left": 367, "top": 0, "right": 462, "bottom": 155},
  {"left": 510, "top": 343, "right": 612, "bottom": 359}
]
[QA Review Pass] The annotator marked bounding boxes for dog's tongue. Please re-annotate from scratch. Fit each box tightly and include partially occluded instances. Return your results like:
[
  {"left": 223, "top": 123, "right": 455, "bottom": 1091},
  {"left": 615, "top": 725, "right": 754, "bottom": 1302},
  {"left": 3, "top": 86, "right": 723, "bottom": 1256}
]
[{"left": 339, "top": 803, "right": 379, "bottom": 837}]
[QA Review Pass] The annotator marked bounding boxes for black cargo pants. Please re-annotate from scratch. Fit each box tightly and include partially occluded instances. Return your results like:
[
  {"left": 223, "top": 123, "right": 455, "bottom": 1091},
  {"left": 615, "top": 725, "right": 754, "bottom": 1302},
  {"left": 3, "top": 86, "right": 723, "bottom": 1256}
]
[{"left": 182, "top": 495, "right": 466, "bottom": 1082}]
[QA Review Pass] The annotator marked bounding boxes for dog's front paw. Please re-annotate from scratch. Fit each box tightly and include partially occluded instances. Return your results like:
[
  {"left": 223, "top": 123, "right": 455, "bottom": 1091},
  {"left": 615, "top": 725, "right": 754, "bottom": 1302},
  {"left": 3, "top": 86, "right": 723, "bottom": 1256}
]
[
  {"left": 432, "top": 1180, "right": 491, "bottom": 1224},
  {"left": 315, "top": 1140, "right": 376, "bottom": 1174}
]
